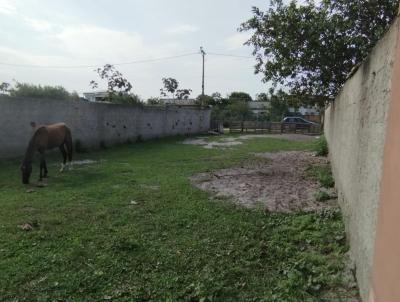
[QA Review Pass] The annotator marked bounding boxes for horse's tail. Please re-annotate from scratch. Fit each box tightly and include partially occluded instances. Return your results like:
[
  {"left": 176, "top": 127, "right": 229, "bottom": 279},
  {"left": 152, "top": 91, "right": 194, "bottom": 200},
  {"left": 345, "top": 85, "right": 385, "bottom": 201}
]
[{"left": 65, "top": 127, "right": 73, "bottom": 162}]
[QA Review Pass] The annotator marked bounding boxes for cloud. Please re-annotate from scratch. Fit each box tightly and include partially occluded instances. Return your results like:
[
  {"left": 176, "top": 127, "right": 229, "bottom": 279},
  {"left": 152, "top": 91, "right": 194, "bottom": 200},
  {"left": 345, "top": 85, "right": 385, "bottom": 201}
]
[
  {"left": 164, "top": 24, "right": 199, "bottom": 35},
  {"left": 55, "top": 25, "right": 153, "bottom": 62},
  {"left": 224, "top": 32, "right": 252, "bottom": 50},
  {"left": 0, "top": 0, "right": 16, "bottom": 15},
  {"left": 24, "top": 17, "right": 54, "bottom": 32}
]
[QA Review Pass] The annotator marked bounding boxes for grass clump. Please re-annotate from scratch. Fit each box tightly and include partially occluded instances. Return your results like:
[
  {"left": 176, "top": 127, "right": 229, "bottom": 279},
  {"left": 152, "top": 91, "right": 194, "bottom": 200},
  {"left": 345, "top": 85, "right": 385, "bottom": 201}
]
[
  {"left": 315, "top": 135, "right": 329, "bottom": 157},
  {"left": 307, "top": 165, "right": 335, "bottom": 188},
  {"left": 315, "top": 190, "right": 331, "bottom": 202}
]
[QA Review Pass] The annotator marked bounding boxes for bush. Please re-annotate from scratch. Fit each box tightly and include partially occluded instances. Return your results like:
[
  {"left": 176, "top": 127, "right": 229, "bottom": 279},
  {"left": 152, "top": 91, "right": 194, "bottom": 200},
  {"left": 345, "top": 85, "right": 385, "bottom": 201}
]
[
  {"left": 315, "top": 135, "right": 329, "bottom": 157},
  {"left": 9, "top": 82, "right": 77, "bottom": 100}
]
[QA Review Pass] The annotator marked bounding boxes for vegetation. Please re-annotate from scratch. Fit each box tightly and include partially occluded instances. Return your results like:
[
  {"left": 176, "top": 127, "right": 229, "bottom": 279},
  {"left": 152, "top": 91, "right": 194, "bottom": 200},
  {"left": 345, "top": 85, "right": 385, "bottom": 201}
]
[
  {"left": 0, "top": 136, "right": 351, "bottom": 301},
  {"left": 315, "top": 135, "right": 329, "bottom": 157},
  {"left": 307, "top": 165, "right": 335, "bottom": 189},
  {"left": 240, "top": 0, "right": 398, "bottom": 106},
  {"left": 147, "top": 97, "right": 163, "bottom": 105},
  {"left": 89, "top": 64, "right": 143, "bottom": 106},
  {"left": 3, "top": 82, "right": 80, "bottom": 101},
  {"left": 315, "top": 190, "right": 331, "bottom": 202},
  {"left": 160, "top": 77, "right": 192, "bottom": 100}
]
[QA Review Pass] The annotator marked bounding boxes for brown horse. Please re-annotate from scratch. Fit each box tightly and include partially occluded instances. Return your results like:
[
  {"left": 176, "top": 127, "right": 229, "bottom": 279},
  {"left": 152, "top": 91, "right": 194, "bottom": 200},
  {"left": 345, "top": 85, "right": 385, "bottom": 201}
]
[{"left": 21, "top": 123, "right": 73, "bottom": 184}]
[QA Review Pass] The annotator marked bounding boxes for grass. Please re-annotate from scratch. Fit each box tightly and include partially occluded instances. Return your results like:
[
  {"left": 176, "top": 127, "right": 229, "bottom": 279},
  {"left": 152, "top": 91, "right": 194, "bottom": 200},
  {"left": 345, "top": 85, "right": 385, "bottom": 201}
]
[
  {"left": 314, "top": 136, "right": 329, "bottom": 157},
  {"left": 0, "top": 135, "right": 350, "bottom": 301},
  {"left": 307, "top": 165, "right": 335, "bottom": 189}
]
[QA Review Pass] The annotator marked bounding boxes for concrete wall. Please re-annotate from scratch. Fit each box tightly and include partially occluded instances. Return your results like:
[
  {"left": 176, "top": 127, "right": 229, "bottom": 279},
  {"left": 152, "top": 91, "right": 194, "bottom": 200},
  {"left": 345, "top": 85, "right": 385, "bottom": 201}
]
[
  {"left": 324, "top": 19, "right": 400, "bottom": 302},
  {"left": 0, "top": 97, "right": 211, "bottom": 158},
  {"left": 371, "top": 20, "right": 400, "bottom": 302}
]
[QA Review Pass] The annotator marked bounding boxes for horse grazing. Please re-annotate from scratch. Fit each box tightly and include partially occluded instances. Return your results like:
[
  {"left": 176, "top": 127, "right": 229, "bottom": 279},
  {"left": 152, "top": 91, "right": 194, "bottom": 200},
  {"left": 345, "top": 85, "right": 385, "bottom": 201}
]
[{"left": 21, "top": 123, "right": 73, "bottom": 184}]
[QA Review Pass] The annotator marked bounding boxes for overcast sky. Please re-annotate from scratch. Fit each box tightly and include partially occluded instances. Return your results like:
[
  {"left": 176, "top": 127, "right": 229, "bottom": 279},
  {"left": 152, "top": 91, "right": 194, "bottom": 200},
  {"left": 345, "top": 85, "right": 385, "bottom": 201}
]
[{"left": 0, "top": 0, "right": 276, "bottom": 99}]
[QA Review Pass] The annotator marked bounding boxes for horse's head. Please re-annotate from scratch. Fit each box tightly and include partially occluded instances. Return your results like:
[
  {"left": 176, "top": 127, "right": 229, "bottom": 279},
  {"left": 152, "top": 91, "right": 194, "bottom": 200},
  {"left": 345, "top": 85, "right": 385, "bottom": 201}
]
[{"left": 21, "top": 161, "right": 32, "bottom": 184}]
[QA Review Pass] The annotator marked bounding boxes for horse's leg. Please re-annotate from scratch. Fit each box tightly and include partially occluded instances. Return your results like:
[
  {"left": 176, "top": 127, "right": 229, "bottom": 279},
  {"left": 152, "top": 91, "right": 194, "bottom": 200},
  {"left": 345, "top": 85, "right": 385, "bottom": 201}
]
[
  {"left": 39, "top": 151, "right": 45, "bottom": 181},
  {"left": 65, "top": 130, "right": 73, "bottom": 170},
  {"left": 43, "top": 159, "right": 48, "bottom": 178},
  {"left": 59, "top": 145, "right": 67, "bottom": 172}
]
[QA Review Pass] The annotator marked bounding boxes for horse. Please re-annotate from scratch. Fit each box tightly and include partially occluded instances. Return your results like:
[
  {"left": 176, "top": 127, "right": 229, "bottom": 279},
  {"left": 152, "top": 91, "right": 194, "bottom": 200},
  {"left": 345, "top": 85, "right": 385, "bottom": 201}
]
[{"left": 21, "top": 123, "right": 73, "bottom": 184}]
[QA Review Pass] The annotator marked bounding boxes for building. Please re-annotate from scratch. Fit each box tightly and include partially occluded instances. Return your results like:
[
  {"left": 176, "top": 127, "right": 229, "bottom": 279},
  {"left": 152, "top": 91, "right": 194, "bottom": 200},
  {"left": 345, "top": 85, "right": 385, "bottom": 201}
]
[
  {"left": 83, "top": 91, "right": 109, "bottom": 102},
  {"left": 248, "top": 101, "right": 270, "bottom": 117},
  {"left": 159, "top": 98, "right": 197, "bottom": 105},
  {"left": 288, "top": 105, "right": 320, "bottom": 115}
]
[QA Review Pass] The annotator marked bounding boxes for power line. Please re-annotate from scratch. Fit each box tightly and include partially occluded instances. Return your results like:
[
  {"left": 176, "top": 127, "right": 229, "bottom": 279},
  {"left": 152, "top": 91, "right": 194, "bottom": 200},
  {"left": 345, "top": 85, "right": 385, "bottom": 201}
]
[
  {"left": 0, "top": 52, "right": 198, "bottom": 69},
  {"left": 0, "top": 51, "right": 254, "bottom": 69},
  {"left": 207, "top": 52, "right": 253, "bottom": 59}
]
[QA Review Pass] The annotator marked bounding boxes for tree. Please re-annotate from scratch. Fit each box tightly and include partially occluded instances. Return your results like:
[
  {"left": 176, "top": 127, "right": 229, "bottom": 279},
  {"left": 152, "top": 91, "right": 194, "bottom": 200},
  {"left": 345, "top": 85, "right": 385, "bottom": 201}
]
[
  {"left": 228, "top": 92, "right": 253, "bottom": 103},
  {"left": 90, "top": 64, "right": 132, "bottom": 94},
  {"left": 8, "top": 82, "right": 76, "bottom": 100},
  {"left": 240, "top": 0, "right": 398, "bottom": 102},
  {"left": 90, "top": 64, "right": 142, "bottom": 105},
  {"left": 160, "top": 77, "right": 192, "bottom": 100},
  {"left": 0, "top": 82, "right": 10, "bottom": 94},
  {"left": 147, "top": 97, "right": 163, "bottom": 105}
]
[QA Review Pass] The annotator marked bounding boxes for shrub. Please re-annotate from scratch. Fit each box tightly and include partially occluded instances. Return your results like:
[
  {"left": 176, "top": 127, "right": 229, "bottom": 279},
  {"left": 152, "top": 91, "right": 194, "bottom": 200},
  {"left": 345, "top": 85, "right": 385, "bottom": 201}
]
[
  {"left": 315, "top": 135, "right": 329, "bottom": 157},
  {"left": 9, "top": 82, "right": 76, "bottom": 100}
]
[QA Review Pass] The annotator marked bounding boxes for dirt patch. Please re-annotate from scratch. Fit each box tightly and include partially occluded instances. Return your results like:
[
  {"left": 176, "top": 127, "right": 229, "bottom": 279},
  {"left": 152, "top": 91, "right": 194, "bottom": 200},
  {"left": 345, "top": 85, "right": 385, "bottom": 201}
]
[
  {"left": 183, "top": 134, "right": 318, "bottom": 149},
  {"left": 190, "top": 151, "right": 336, "bottom": 213}
]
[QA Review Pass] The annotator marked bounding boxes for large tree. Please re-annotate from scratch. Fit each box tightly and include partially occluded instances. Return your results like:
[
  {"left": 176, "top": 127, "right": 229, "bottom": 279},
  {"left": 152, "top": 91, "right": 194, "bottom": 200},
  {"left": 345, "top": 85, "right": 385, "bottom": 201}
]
[{"left": 240, "top": 0, "right": 398, "bottom": 104}]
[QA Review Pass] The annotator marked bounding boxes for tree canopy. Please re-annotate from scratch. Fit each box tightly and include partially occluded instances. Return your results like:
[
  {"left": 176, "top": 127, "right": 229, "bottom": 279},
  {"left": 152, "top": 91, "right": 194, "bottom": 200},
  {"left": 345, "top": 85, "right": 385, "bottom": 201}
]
[
  {"left": 160, "top": 77, "right": 192, "bottom": 100},
  {"left": 6, "top": 82, "right": 79, "bottom": 101},
  {"left": 240, "top": 0, "right": 399, "bottom": 100}
]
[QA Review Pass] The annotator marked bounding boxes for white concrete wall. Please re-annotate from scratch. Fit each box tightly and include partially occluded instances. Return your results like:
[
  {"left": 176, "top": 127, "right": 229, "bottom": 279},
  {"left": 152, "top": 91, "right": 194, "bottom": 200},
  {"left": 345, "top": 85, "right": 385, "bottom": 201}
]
[
  {"left": 324, "top": 19, "right": 399, "bottom": 302},
  {"left": 0, "top": 97, "right": 211, "bottom": 158}
]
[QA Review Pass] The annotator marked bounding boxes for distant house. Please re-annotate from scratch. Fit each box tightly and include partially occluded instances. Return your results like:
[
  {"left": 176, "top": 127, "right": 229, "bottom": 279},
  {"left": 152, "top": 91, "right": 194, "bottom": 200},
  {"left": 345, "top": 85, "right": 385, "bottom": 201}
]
[
  {"left": 83, "top": 91, "right": 109, "bottom": 102},
  {"left": 159, "top": 98, "right": 197, "bottom": 105},
  {"left": 288, "top": 105, "right": 320, "bottom": 116},
  {"left": 248, "top": 101, "right": 270, "bottom": 117}
]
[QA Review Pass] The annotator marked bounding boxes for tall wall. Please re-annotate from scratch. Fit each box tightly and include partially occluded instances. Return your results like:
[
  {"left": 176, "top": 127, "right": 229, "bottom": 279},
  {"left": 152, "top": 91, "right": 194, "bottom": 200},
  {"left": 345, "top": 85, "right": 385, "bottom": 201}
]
[
  {"left": 0, "top": 97, "right": 211, "bottom": 158},
  {"left": 324, "top": 19, "right": 399, "bottom": 301}
]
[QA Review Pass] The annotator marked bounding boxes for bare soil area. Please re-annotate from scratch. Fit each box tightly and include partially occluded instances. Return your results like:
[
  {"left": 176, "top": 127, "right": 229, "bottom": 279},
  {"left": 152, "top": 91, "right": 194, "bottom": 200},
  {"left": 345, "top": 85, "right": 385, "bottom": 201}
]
[
  {"left": 183, "top": 134, "right": 318, "bottom": 149},
  {"left": 190, "top": 151, "right": 337, "bottom": 213}
]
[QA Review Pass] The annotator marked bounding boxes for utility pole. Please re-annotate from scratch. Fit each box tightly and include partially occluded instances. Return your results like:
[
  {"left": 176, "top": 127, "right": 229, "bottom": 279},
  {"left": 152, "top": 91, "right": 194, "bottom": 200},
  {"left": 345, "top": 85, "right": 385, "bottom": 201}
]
[{"left": 200, "top": 46, "right": 206, "bottom": 96}]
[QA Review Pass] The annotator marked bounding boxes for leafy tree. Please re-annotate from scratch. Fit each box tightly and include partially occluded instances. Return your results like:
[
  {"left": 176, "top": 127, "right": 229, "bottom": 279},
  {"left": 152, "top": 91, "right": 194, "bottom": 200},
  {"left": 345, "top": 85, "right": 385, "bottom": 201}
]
[
  {"left": 9, "top": 82, "right": 75, "bottom": 100},
  {"left": 175, "top": 88, "right": 192, "bottom": 100},
  {"left": 227, "top": 100, "right": 254, "bottom": 121},
  {"left": 240, "top": 0, "right": 398, "bottom": 103},
  {"left": 228, "top": 92, "right": 253, "bottom": 103},
  {"left": 160, "top": 78, "right": 178, "bottom": 97},
  {"left": 160, "top": 77, "right": 192, "bottom": 100},
  {"left": 90, "top": 64, "right": 142, "bottom": 105},
  {"left": 147, "top": 97, "right": 163, "bottom": 105},
  {"left": 0, "top": 82, "right": 10, "bottom": 94},
  {"left": 90, "top": 64, "right": 132, "bottom": 94},
  {"left": 255, "top": 93, "right": 270, "bottom": 102}
]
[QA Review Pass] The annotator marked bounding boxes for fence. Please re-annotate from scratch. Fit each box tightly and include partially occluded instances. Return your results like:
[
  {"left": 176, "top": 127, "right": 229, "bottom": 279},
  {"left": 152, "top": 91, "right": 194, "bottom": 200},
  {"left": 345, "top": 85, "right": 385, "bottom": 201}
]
[{"left": 228, "top": 121, "right": 322, "bottom": 134}]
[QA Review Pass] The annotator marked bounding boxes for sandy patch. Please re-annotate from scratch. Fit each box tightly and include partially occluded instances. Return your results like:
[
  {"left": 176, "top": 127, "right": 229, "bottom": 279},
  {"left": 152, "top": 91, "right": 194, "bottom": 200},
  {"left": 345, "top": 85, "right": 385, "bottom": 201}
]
[
  {"left": 190, "top": 151, "right": 336, "bottom": 213},
  {"left": 183, "top": 134, "right": 318, "bottom": 149}
]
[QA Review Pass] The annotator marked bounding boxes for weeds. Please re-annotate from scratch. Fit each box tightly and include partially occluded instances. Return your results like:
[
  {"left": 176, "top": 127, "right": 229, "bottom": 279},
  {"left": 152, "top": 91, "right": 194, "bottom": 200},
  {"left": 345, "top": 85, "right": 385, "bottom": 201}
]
[
  {"left": 315, "top": 135, "right": 329, "bottom": 157},
  {"left": 307, "top": 164, "right": 335, "bottom": 188}
]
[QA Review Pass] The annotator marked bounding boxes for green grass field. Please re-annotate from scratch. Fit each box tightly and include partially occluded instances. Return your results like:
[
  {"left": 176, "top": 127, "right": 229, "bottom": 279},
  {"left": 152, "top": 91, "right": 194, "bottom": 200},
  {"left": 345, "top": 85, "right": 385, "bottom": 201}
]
[{"left": 0, "top": 136, "right": 352, "bottom": 301}]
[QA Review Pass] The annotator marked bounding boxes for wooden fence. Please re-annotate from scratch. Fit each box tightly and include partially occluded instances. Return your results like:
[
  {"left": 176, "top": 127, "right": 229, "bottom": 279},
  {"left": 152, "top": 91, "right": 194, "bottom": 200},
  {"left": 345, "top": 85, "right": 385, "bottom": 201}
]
[{"left": 228, "top": 121, "right": 322, "bottom": 134}]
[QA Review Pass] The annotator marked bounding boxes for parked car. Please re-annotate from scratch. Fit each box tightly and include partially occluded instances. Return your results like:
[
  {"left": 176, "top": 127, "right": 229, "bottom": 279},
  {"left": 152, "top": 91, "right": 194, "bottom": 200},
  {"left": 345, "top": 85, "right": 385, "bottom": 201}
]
[{"left": 281, "top": 116, "right": 319, "bottom": 130}]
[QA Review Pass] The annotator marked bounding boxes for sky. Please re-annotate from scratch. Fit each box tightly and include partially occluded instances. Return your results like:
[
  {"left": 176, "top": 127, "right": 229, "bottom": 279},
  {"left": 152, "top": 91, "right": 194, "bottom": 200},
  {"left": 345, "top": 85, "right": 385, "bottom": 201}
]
[{"left": 0, "top": 0, "right": 275, "bottom": 99}]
